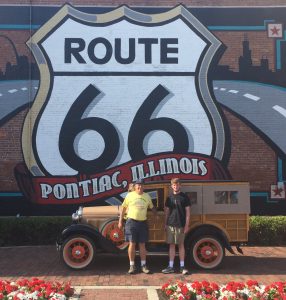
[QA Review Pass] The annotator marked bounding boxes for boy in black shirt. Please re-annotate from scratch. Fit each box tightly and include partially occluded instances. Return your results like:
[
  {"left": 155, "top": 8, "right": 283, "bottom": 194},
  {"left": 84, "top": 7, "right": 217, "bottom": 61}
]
[{"left": 162, "top": 178, "right": 191, "bottom": 275}]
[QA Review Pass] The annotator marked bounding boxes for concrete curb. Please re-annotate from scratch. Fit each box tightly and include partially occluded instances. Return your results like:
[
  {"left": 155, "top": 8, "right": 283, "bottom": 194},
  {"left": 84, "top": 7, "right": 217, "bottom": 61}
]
[{"left": 70, "top": 286, "right": 161, "bottom": 300}]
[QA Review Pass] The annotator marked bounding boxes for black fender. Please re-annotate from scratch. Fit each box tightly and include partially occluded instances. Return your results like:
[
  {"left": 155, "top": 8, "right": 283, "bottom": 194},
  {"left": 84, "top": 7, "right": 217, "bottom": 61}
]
[
  {"left": 185, "top": 224, "right": 235, "bottom": 254},
  {"left": 57, "top": 223, "right": 120, "bottom": 254}
]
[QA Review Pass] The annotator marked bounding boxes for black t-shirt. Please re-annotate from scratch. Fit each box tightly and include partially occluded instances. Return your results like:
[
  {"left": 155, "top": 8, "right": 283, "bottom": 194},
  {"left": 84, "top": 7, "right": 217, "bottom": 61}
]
[{"left": 165, "top": 192, "right": 191, "bottom": 228}]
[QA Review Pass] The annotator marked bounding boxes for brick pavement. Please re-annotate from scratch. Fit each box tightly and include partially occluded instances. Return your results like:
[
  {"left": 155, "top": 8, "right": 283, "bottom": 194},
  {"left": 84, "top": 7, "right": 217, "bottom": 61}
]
[{"left": 0, "top": 246, "right": 285, "bottom": 299}]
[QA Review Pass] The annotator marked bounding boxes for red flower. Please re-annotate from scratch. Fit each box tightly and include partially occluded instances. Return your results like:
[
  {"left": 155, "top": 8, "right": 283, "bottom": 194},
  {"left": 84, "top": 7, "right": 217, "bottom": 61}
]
[
  {"left": 246, "top": 279, "right": 258, "bottom": 287},
  {"left": 0, "top": 278, "right": 75, "bottom": 299},
  {"left": 202, "top": 281, "right": 210, "bottom": 288},
  {"left": 210, "top": 282, "right": 219, "bottom": 291},
  {"left": 181, "top": 285, "right": 190, "bottom": 295}
]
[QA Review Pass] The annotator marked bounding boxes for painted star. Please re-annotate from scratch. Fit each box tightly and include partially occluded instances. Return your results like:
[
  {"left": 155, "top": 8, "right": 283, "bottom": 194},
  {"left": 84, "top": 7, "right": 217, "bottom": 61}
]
[
  {"left": 272, "top": 186, "right": 283, "bottom": 196},
  {"left": 271, "top": 26, "right": 280, "bottom": 36}
]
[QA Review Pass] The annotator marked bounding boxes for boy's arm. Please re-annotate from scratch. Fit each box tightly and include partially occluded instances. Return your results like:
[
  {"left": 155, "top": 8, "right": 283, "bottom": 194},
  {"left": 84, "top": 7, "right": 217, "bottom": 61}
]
[
  {"left": 184, "top": 206, "right": 191, "bottom": 233},
  {"left": 164, "top": 206, "right": 170, "bottom": 230}
]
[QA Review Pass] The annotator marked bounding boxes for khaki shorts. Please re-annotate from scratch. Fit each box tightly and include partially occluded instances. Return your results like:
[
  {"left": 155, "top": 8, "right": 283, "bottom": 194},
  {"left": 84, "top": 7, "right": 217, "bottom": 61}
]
[{"left": 166, "top": 226, "right": 185, "bottom": 245}]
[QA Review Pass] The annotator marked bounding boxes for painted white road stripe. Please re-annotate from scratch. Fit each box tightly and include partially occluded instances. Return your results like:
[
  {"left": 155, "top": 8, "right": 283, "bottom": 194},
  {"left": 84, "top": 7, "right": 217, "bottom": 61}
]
[
  {"left": 228, "top": 89, "right": 239, "bottom": 94},
  {"left": 21, "top": 87, "right": 28, "bottom": 91},
  {"left": 8, "top": 89, "right": 17, "bottom": 93},
  {"left": 34, "top": 86, "right": 38, "bottom": 89},
  {"left": 220, "top": 88, "right": 226, "bottom": 91},
  {"left": 213, "top": 87, "right": 218, "bottom": 90},
  {"left": 0, "top": 93, "right": 2, "bottom": 97},
  {"left": 273, "top": 105, "right": 286, "bottom": 118},
  {"left": 243, "top": 93, "right": 260, "bottom": 101}
]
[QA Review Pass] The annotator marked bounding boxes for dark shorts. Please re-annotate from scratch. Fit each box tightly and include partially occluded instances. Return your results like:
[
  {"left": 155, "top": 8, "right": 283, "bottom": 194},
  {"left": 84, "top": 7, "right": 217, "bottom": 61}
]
[{"left": 125, "top": 218, "right": 149, "bottom": 243}]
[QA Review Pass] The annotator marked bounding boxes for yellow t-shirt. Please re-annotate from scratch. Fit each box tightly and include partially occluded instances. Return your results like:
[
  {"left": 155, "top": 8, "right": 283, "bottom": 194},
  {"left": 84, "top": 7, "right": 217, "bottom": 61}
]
[{"left": 122, "top": 191, "right": 154, "bottom": 221}]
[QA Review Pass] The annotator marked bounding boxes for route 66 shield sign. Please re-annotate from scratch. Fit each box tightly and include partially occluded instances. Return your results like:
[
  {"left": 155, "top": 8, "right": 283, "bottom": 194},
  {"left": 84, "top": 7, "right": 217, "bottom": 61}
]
[{"left": 20, "top": 4, "right": 229, "bottom": 204}]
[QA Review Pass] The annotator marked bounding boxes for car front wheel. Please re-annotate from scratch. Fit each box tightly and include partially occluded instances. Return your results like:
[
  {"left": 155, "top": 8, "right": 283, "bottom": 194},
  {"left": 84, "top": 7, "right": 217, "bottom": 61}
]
[
  {"left": 190, "top": 235, "right": 225, "bottom": 270},
  {"left": 100, "top": 218, "right": 128, "bottom": 250},
  {"left": 61, "top": 235, "right": 95, "bottom": 269}
]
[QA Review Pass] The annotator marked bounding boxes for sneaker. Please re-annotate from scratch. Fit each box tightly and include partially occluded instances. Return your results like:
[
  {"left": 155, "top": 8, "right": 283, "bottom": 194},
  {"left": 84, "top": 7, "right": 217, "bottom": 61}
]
[
  {"left": 127, "top": 265, "right": 136, "bottom": 274},
  {"left": 180, "top": 267, "right": 189, "bottom": 275},
  {"left": 141, "top": 264, "right": 151, "bottom": 274},
  {"left": 162, "top": 266, "right": 175, "bottom": 274}
]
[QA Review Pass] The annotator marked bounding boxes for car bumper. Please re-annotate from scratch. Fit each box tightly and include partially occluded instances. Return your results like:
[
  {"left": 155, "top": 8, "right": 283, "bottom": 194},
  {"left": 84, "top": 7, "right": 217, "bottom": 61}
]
[{"left": 56, "top": 240, "right": 62, "bottom": 252}]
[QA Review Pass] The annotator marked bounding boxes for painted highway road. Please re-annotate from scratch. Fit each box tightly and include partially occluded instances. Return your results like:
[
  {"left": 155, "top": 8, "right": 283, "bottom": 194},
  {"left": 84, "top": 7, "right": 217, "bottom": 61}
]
[
  {"left": 214, "top": 80, "right": 286, "bottom": 156},
  {"left": 1, "top": 79, "right": 286, "bottom": 156},
  {"left": 0, "top": 80, "right": 38, "bottom": 125}
]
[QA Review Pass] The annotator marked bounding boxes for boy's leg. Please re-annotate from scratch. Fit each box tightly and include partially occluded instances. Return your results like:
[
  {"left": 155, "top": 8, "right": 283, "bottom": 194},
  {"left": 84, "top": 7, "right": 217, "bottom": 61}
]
[
  {"left": 178, "top": 241, "right": 185, "bottom": 262},
  {"left": 162, "top": 244, "right": 176, "bottom": 273},
  {"left": 178, "top": 235, "right": 188, "bottom": 274},
  {"left": 169, "top": 243, "right": 176, "bottom": 262},
  {"left": 162, "top": 225, "right": 176, "bottom": 273}
]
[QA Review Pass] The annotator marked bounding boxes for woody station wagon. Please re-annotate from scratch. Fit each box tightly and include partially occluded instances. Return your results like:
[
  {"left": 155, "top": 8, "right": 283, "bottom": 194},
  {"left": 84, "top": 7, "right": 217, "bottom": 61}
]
[{"left": 56, "top": 180, "right": 250, "bottom": 270}]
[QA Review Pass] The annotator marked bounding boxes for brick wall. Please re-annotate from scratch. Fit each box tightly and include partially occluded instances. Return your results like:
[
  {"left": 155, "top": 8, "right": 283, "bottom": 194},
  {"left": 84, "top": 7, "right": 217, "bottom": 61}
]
[
  {"left": 0, "top": 0, "right": 283, "bottom": 194},
  {"left": 224, "top": 109, "right": 277, "bottom": 191},
  {"left": 0, "top": 31, "right": 31, "bottom": 74},
  {"left": 0, "top": 110, "right": 26, "bottom": 190}
]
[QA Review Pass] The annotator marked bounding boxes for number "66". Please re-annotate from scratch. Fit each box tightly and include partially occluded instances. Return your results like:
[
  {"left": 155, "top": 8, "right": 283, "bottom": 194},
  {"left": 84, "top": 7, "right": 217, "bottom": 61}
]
[{"left": 59, "top": 84, "right": 189, "bottom": 174}]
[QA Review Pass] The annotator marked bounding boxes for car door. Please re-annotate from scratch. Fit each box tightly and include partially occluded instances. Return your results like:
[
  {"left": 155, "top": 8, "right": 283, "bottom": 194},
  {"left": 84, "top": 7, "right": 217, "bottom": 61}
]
[{"left": 145, "top": 184, "right": 167, "bottom": 242}]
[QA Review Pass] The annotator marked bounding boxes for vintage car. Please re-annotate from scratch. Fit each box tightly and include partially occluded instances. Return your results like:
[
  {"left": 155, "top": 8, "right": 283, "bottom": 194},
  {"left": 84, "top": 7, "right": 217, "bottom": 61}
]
[{"left": 56, "top": 180, "right": 250, "bottom": 270}]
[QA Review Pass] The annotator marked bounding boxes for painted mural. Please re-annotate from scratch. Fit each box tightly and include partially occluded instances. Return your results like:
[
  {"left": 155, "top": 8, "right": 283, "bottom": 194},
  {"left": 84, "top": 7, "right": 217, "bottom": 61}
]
[{"left": 0, "top": 4, "right": 286, "bottom": 215}]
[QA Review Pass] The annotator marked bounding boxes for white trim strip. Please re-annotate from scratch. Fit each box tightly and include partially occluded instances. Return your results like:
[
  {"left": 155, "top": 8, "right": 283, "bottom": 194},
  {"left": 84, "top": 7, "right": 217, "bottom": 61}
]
[
  {"left": 273, "top": 105, "right": 286, "bottom": 118},
  {"left": 147, "top": 288, "right": 160, "bottom": 300}
]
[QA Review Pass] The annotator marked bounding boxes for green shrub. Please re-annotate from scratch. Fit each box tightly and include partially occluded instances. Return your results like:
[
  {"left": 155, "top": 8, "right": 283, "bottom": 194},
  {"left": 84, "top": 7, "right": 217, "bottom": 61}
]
[
  {"left": 248, "top": 215, "right": 286, "bottom": 246},
  {"left": 0, "top": 216, "right": 71, "bottom": 246},
  {"left": 0, "top": 215, "right": 285, "bottom": 246}
]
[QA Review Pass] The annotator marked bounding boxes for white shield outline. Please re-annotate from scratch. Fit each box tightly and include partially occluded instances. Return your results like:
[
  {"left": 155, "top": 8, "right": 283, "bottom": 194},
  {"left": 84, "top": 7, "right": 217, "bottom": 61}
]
[{"left": 23, "top": 4, "right": 226, "bottom": 176}]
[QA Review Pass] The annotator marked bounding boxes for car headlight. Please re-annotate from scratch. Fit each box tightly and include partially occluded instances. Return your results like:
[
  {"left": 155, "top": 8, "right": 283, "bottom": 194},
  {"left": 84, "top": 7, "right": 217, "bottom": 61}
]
[{"left": 72, "top": 206, "right": 83, "bottom": 222}]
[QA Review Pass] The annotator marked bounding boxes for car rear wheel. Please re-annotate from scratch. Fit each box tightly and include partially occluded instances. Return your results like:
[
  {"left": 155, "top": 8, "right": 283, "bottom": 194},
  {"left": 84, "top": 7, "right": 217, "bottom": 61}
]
[
  {"left": 190, "top": 235, "right": 225, "bottom": 269},
  {"left": 61, "top": 235, "right": 95, "bottom": 269}
]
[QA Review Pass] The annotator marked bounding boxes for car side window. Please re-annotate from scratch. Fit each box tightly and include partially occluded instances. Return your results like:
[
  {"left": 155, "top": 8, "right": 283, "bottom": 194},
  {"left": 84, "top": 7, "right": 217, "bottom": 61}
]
[
  {"left": 145, "top": 188, "right": 165, "bottom": 211},
  {"left": 185, "top": 191, "right": 198, "bottom": 205},
  {"left": 214, "top": 191, "right": 239, "bottom": 204}
]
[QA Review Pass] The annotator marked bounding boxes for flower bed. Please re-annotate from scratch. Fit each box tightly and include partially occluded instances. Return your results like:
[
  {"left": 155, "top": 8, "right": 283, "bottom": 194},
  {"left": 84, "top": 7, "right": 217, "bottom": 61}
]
[
  {"left": 0, "top": 278, "right": 74, "bottom": 300},
  {"left": 161, "top": 280, "right": 286, "bottom": 300}
]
